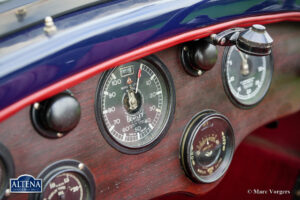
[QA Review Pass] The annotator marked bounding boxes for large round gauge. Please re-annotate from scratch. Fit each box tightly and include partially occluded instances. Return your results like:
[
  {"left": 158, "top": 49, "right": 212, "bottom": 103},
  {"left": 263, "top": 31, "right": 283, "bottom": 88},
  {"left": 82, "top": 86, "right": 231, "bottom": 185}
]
[
  {"left": 95, "top": 55, "right": 175, "bottom": 154},
  {"left": 180, "top": 110, "right": 235, "bottom": 183},
  {"left": 222, "top": 46, "right": 273, "bottom": 108},
  {"left": 0, "top": 142, "right": 14, "bottom": 199},
  {"left": 30, "top": 160, "right": 95, "bottom": 200}
]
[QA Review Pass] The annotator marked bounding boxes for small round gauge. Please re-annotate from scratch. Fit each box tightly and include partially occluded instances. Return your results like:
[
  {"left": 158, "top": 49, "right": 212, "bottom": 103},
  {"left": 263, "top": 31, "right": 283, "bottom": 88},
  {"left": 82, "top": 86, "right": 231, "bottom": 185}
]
[
  {"left": 179, "top": 110, "right": 235, "bottom": 183},
  {"left": 43, "top": 172, "right": 87, "bottom": 200},
  {"left": 95, "top": 55, "right": 175, "bottom": 154},
  {"left": 222, "top": 46, "right": 273, "bottom": 108},
  {"left": 30, "top": 160, "right": 95, "bottom": 200},
  {"left": 0, "top": 142, "right": 15, "bottom": 199}
]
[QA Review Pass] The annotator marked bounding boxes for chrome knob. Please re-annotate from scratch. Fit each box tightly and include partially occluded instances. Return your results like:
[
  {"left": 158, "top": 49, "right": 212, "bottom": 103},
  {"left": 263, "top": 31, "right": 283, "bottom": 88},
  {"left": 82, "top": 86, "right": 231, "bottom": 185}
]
[{"left": 236, "top": 24, "right": 273, "bottom": 56}]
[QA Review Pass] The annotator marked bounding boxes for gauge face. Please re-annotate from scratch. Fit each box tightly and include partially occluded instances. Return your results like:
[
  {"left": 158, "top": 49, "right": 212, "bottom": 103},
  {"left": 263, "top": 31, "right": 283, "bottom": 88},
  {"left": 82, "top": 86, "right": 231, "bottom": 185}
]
[
  {"left": 180, "top": 110, "right": 234, "bottom": 183},
  {"left": 95, "top": 55, "right": 175, "bottom": 154},
  {"left": 30, "top": 160, "right": 95, "bottom": 200},
  {"left": 43, "top": 172, "right": 88, "bottom": 200},
  {"left": 222, "top": 46, "right": 273, "bottom": 108}
]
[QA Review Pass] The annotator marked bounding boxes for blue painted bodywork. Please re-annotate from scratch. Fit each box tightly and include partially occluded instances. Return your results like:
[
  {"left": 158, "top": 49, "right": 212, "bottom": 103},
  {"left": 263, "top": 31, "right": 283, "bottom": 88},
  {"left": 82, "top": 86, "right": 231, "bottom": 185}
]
[{"left": 0, "top": 0, "right": 299, "bottom": 110}]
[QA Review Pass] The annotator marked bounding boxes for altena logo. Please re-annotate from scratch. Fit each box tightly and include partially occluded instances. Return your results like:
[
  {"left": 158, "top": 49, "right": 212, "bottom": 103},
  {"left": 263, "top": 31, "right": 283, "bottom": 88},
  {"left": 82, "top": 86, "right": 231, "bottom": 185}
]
[{"left": 10, "top": 174, "right": 42, "bottom": 193}]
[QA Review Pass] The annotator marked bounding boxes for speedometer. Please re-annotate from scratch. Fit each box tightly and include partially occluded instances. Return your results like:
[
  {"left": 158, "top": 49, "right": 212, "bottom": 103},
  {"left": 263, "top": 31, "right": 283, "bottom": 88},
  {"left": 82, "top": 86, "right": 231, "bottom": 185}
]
[{"left": 95, "top": 55, "right": 175, "bottom": 154}]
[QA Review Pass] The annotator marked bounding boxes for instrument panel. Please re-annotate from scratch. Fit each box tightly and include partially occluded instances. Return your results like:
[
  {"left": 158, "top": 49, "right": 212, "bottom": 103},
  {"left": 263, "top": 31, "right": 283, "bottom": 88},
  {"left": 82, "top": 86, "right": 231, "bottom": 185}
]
[{"left": 0, "top": 22, "right": 299, "bottom": 200}]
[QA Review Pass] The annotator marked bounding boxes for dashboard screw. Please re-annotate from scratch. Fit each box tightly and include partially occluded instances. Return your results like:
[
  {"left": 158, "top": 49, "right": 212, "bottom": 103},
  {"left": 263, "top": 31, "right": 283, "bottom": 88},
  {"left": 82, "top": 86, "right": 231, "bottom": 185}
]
[
  {"left": 78, "top": 163, "right": 85, "bottom": 170},
  {"left": 5, "top": 189, "right": 10, "bottom": 197},
  {"left": 56, "top": 133, "right": 63, "bottom": 138},
  {"left": 33, "top": 103, "right": 40, "bottom": 110}
]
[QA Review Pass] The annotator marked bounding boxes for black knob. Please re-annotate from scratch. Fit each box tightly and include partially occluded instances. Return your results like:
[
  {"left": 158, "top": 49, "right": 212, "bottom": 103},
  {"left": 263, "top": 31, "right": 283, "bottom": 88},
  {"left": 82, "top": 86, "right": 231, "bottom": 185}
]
[
  {"left": 181, "top": 40, "right": 218, "bottom": 76},
  {"left": 193, "top": 40, "right": 218, "bottom": 71},
  {"left": 31, "top": 91, "right": 81, "bottom": 138},
  {"left": 45, "top": 93, "right": 80, "bottom": 132},
  {"left": 237, "top": 24, "right": 273, "bottom": 56}
]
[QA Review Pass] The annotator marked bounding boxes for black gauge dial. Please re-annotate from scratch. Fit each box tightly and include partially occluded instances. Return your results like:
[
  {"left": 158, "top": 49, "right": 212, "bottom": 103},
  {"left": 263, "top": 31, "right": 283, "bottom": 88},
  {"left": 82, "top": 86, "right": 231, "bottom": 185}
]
[
  {"left": 30, "top": 160, "right": 95, "bottom": 200},
  {"left": 0, "top": 142, "right": 15, "bottom": 199},
  {"left": 222, "top": 46, "right": 273, "bottom": 108},
  {"left": 180, "top": 110, "right": 234, "bottom": 183},
  {"left": 95, "top": 55, "right": 175, "bottom": 154},
  {"left": 43, "top": 172, "right": 87, "bottom": 200}
]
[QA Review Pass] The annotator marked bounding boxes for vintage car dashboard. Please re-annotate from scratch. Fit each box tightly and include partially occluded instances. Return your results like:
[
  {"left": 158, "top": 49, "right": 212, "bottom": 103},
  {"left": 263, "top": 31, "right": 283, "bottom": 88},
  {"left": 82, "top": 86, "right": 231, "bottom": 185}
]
[{"left": 0, "top": 1, "right": 300, "bottom": 200}]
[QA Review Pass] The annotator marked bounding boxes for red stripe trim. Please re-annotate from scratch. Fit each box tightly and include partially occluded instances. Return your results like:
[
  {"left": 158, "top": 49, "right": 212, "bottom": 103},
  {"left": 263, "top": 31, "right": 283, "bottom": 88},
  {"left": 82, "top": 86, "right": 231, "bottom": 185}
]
[{"left": 1, "top": 12, "right": 300, "bottom": 122}]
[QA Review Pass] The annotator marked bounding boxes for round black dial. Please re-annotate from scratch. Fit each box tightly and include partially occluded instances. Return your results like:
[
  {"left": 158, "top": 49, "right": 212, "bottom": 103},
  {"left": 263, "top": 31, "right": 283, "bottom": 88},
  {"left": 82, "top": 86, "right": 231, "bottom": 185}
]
[
  {"left": 30, "top": 160, "right": 95, "bottom": 200},
  {"left": 95, "top": 55, "right": 175, "bottom": 154},
  {"left": 0, "top": 142, "right": 14, "bottom": 199},
  {"left": 43, "top": 172, "right": 88, "bottom": 200},
  {"left": 222, "top": 46, "right": 273, "bottom": 108},
  {"left": 180, "top": 110, "right": 235, "bottom": 183}
]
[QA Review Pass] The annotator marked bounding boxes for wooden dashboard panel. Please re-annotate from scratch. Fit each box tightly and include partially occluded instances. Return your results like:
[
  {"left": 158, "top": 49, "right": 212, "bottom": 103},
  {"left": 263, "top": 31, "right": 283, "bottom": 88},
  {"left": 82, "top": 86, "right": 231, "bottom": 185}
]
[{"left": 1, "top": 22, "right": 300, "bottom": 200}]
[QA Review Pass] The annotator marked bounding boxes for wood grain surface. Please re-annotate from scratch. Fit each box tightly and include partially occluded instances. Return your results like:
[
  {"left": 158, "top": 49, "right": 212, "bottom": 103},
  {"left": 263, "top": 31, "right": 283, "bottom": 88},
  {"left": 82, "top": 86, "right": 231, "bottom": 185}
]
[{"left": 1, "top": 22, "right": 300, "bottom": 200}]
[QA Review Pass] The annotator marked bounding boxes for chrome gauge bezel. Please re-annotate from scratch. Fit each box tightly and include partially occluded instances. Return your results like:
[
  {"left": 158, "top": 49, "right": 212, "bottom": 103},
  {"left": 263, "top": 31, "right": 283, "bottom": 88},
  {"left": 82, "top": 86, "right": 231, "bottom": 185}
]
[
  {"left": 29, "top": 159, "right": 95, "bottom": 200},
  {"left": 222, "top": 46, "right": 274, "bottom": 109},
  {"left": 95, "top": 55, "right": 176, "bottom": 154},
  {"left": 179, "top": 110, "right": 235, "bottom": 183}
]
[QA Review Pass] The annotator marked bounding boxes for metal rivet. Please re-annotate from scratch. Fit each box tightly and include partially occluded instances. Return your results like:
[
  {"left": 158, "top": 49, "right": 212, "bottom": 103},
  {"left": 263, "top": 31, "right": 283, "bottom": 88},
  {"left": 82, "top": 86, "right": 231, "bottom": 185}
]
[
  {"left": 5, "top": 189, "right": 10, "bottom": 197},
  {"left": 33, "top": 103, "right": 40, "bottom": 110},
  {"left": 78, "top": 163, "right": 84, "bottom": 170},
  {"left": 44, "top": 16, "right": 57, "bottom": 36},
  {"left": 183, "top": 46, "right": 188, "bottom": 51},
  {"left": 197, "top": 70, "right": 203, "bottom": 76},
  {"left": 210, "top": 34, "right": 217, "bottom": 41},
  {"left": 57, "top": 133, "right": 63, "bottom": 138},
  {"left": 220, "top": 38, "right": 226, "bottom": 45}
]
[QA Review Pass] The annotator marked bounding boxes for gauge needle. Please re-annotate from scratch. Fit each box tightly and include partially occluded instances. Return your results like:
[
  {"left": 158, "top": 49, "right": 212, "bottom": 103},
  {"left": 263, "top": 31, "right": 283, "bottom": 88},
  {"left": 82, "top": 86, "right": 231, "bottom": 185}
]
[
  {"left": 205, "top": 150, "right": 212, "bottom": 157},
  {"left": 135, "top": 65, "right": 142, "bottom": 93},
  {"left": 127, "top": 90, "right": 138, "bottom": 110},
  {"left": 238, "top": 50, "right": 250, "bottom": 76}
]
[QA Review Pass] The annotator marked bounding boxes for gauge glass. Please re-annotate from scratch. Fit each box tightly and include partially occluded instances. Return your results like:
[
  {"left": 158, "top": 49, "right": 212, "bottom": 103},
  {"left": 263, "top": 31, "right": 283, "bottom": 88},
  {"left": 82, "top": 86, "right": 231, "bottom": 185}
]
[
  {"left": 180, "top": 110, "right": 235, "bottom": 183},
  {"left": 222, "top": 46, "right": 273, "bottom": 108},
  {"left": 189, "top": 117, "right": 233, "bottom": 181},
  {"left": 95, "top": 56, "right": 175, "bottom": 153},
  {"left": 30, "top": 160, "right": 94, "bottom": 200},
  {"left": 42, "top": 172, "right": 88, "bottom": 200}
]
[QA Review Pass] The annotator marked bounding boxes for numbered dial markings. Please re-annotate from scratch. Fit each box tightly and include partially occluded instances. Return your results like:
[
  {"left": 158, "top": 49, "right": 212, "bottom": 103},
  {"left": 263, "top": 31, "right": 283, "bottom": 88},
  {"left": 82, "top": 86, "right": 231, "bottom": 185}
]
[
  {"left": 180, "top": 110, "right": 235, "bottom": 183},
  {"left": 95, "top": 56, "right": 175, "bottom": 154},
  {"left": 30, "top": 160, "right": 95, "bottom": 200},
  {"left": 43, "top": 172, "right": 87, "bottom": 200},
  {"left": 222, "top": 46, "right": 273, "bottom": 108}
]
